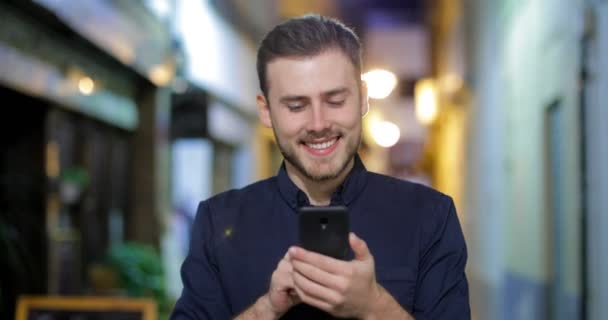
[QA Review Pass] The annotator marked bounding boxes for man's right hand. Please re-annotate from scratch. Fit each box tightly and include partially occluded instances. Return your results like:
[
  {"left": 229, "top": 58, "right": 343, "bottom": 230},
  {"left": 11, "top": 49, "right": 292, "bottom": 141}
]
[
  {"left": 266, "top": 252, "right": 301, "bottom": 316},
  {"left": 236, "top": 252, "right": 300, "bottom": 319}
]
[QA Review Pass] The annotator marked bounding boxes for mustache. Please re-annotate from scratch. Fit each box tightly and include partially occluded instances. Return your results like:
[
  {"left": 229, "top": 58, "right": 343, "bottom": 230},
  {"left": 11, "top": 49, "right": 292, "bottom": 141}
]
[{"left": 300, "top": 129, "right": 342, "bottom": 141}]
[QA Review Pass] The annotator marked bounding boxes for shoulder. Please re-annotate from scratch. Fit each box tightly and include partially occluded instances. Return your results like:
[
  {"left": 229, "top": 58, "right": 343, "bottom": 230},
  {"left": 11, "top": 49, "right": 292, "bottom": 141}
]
[
  {"left": 366, "top": 171, "right": 452, "bottom": 207},
  {"left": 366, "top": 173, "right": 464, "bottom": 252},
  {"left": 363, "top": 171, "right": 457, "bottom": 234},
  {"left": 194, "top": 176, "right": 277, "bottom": 225},
  {"left": 205, "top": 176, "right": 276, "bottom": 208}
]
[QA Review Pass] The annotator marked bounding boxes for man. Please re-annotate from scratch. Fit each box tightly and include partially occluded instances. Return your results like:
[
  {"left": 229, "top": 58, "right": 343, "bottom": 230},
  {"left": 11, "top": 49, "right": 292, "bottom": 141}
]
[{"left": 171, "top": 14, "right": 470, "bottom": 319}]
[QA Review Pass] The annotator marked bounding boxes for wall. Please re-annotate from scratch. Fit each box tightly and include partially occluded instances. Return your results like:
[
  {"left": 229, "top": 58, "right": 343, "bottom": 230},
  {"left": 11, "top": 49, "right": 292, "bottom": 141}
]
[
  {"left": 435, "top": 0, "right": 594, "bottom": 318},
  {"left": 174, "top": 0, "right": 259, "bottom": 116},
  {"left": 500, "top": 0, "right": 584, "bottom": 318},
  {"left": 585, "top": 1, "right": 608, "bottom": 318}
]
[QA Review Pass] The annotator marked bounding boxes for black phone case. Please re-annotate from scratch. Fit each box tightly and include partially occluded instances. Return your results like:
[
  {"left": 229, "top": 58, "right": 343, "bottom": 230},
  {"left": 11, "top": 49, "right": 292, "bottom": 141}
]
[{"left": 298, "top": 206, "right": 349, "bottom": 260}]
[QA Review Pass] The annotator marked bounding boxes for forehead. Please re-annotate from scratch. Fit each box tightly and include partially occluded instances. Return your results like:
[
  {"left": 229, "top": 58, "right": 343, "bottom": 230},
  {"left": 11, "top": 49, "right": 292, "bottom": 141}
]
[{"left": 266, "top": 49, "right": 359, "bottom": 97}]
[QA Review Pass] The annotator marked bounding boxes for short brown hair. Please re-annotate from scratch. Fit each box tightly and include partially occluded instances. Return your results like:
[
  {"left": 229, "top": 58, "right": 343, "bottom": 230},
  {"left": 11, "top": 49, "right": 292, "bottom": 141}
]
[{"left": 256, "top": 14, "right": 362, "bottom": 97}]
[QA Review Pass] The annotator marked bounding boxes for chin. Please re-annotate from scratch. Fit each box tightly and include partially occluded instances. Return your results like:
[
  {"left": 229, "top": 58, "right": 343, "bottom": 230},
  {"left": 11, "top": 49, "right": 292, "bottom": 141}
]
[
  {"left": 278, "top": 135, "right": 358, "bottom": 182},
  {"left": 301, "top": 157, "right": 349, "bottom": 181},
  {"left": 306, "top": 168, "right": 339, "bottom": 181}
]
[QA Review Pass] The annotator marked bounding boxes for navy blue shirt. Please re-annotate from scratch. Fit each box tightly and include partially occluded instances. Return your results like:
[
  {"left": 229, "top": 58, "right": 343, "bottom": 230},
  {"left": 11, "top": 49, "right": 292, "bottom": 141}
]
[{"left": 171, "top": 156, "right": 470, "bottom": 319}]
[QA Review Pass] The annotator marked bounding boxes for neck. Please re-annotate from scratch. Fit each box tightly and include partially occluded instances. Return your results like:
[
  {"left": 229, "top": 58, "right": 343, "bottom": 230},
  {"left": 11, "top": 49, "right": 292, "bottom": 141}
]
[{"left": 285, "top": 158, "right": 354, "bottom": 206}]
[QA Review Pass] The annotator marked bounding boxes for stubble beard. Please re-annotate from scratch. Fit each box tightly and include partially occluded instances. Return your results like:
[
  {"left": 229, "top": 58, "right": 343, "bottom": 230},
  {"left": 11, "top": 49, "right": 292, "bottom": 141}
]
[{"left": 274, "top": 128, "right": 361, "bottom": 182}]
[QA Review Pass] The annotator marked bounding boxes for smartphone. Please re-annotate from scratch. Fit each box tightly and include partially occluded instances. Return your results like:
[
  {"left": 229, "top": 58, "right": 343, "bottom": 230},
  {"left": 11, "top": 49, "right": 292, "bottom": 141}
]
[{"left": 298, "top": 206, "right": 350, "bottom": 260}]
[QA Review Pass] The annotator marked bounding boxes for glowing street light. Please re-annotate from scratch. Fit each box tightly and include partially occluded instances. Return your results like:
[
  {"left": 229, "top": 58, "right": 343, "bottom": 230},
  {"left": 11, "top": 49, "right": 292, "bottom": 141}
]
[
  {"left": 362, "top": 69, "right": 397, "bottom": 99},
  {"left": 371, "top": 120, "right": 401, "bottom": 148},
  {"left": 149, "top": 63, "right": 174, "bottom": 87},
  {"left": 415, "top": 78, "right": 438, "bottom": 125},
  {"left": 78, "top": 76, "right": 95, "bottom": 95}
]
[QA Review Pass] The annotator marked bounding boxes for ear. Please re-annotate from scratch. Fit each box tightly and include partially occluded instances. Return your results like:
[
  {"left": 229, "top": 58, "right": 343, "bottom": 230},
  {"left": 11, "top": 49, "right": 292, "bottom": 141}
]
[
  {"left": 360, "top": 81, "right": 370, "bottom": 117},
  {"left": 256, "top": 93, "right": 273, "bottom": 128}
]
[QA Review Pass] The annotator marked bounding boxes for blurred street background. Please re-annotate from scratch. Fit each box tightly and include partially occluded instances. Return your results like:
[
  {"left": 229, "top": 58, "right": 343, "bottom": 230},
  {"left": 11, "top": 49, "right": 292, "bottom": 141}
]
[{"left": 1, "top": 0, "right": 607, "bottom": 319}]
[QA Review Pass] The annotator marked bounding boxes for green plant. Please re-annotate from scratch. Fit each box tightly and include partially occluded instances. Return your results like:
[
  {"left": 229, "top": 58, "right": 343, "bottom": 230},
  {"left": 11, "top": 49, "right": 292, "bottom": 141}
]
[{"left": 105, "top": 242, "right": 171, "bottom": 316}]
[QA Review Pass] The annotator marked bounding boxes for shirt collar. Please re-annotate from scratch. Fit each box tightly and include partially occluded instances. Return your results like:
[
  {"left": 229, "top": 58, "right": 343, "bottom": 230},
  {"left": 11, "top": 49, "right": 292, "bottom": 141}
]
[{"left": 276, "top": 154, "right": 368, "bottom": 210}]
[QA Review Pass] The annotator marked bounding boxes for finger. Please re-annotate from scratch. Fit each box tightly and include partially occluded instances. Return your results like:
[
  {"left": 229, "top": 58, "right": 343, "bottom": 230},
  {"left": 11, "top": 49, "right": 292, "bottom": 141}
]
[
  {"left": 293, "top": 283, "right": 333, "bottom": 312},
  {"left": 292, "top": 268, "right": 343, "bottom": 305},
  {"left": 271, "top": 252, "right": 295, "bottom": 290},
  {"left": 278, "top": 251, "right": 294, "bottom": 271},
  {"left": 277, "top": 259, "right": 293, "bottom": 275},
  {"left": 289, "top": 247, "right": 349, "bottom": 275},
  {"left": 291, "top": 259, "right": 346, "bottom": 293},
  {"left": 349, "top": 232, "right": 371, "bottom": 261},
  {"left": 293, "top": 272, "right": 340, "bottom": 310},
  {"left": 271, "top": 267, "right": 292, "bottom": 289}
]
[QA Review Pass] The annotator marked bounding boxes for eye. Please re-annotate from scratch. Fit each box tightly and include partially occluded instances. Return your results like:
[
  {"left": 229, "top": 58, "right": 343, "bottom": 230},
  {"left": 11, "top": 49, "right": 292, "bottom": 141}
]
[
  {"left": 328, "top": 100, "right": 345, "bottom": 107},
  {"left": 287, "top": 104, "right": 305, "bottom": 112}
]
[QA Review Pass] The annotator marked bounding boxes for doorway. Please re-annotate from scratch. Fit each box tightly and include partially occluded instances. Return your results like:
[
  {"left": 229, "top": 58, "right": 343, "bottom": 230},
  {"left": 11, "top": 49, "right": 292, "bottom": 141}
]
[{"left": 0, "top": 86, "right": 49, "bottom": 319}]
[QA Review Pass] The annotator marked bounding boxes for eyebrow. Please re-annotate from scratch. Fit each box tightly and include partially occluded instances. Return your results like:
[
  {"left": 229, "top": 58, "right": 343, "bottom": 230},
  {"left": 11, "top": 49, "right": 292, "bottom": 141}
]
[
  {"left": 279, "top": 95, "right": 308, "bottom": 104},
  {"left": 323, "top": 87, "right": 351, "bottom": 98},
  {"left": 278, "top": 87, "right": 351, "bottom": 104}
]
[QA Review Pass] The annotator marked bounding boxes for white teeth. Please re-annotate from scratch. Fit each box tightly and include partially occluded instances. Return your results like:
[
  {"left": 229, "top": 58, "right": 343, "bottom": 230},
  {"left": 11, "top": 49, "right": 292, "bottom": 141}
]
[{"left": 306, "top": 139, "right": 337, "bottom": 150}]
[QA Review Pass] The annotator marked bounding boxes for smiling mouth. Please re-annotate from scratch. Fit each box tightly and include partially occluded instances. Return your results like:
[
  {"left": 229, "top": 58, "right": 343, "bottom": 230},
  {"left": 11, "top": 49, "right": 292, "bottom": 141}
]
[
  {"left": 305, "top": 138, "right": 338, "bottom": 150},
  {"left": 301, "top": 136, "right": 341, "bottom": 155}
]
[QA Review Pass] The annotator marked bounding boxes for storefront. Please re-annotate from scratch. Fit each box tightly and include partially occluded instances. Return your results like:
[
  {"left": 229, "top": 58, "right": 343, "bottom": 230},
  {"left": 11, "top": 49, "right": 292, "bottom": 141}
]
[{"left": 0, "top": 1, "right": 174, "bottom": 318}]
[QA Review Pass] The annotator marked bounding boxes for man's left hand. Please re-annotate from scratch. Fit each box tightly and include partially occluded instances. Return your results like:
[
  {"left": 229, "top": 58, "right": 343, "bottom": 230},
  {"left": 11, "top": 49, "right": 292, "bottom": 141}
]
[{"left": 288, "top": 232, "right": 381, "bottom": 319}]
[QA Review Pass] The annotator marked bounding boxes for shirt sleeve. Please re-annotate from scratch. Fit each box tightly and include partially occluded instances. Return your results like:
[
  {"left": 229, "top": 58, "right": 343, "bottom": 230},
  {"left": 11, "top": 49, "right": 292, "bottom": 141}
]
[
  {"left": 170, "top": 201, "right": 232, "bottom": 320},
  {"left": 413, "top": 196, "right": 471, "bottom": 319}
]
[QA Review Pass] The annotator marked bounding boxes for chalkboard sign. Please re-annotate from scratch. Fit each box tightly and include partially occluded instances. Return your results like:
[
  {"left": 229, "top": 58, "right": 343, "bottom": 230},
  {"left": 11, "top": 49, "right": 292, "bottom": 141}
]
[{"left": 15, "top": 296, "right": 157, "bottom": 320}]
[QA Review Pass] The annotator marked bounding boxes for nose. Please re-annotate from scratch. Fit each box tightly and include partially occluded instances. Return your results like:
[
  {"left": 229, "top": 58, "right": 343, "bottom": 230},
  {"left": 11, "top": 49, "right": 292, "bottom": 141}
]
[{"left": 307, "top": 103, "right": 330, "bottom": 133}]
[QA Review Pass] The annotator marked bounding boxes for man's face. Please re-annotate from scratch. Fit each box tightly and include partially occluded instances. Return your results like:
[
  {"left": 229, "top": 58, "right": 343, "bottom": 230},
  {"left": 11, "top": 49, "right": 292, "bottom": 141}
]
[{"left": 257, "top": 49, "right": 367, "bottom": 182}]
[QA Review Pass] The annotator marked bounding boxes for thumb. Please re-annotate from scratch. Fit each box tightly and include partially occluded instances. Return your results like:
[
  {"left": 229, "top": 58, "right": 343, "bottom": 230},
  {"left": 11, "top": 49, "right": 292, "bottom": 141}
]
[{"left": 349, "top": 232, "right": 371, "bottom": 261}]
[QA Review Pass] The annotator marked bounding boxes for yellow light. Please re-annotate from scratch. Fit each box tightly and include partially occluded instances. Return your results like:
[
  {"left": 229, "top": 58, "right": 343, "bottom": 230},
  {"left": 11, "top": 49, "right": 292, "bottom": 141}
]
[
  {"left": 224, "top": 228, "right": 233, "bottom": 237},
  {"left": 78, "top": 76, "right": 95, "bottom": 95},
  {"left": 440, "top": 73, "right": 463, "bottom": 93},
  {"left": 46, "top": 141, "right": 60, "bottom": 179},
  {"left": 415, "top": 78, "right": 439, "bottom": 125},
  {"left": 362, "top": 69, "right": 397, "bottom": 99},
  {"left": 371, "top": 120, "right": 400, "bottom": 148},
  {"left": 149, "top": 63, "right": 174, "bottom": 87}
]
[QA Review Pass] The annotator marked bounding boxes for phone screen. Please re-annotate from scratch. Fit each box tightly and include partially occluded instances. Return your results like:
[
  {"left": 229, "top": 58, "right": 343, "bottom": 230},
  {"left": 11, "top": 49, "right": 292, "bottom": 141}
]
[{"left": 298, "top": 206, "right": 349, "bottom": 260}]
